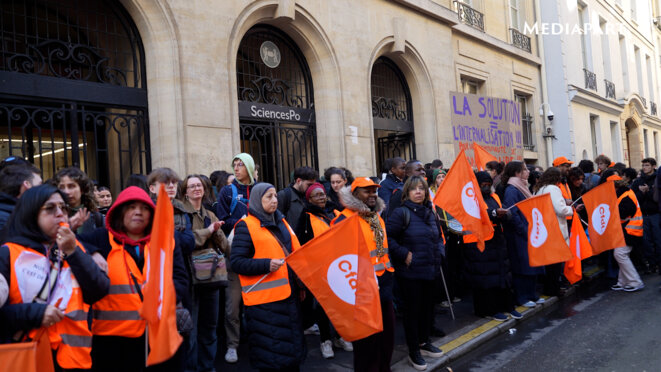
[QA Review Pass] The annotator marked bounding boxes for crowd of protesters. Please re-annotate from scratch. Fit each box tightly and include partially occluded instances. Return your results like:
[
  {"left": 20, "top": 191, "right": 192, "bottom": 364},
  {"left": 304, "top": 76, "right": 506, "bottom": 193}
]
[{"left": 0, "top": 149, "right": 658, "bottom": 372}]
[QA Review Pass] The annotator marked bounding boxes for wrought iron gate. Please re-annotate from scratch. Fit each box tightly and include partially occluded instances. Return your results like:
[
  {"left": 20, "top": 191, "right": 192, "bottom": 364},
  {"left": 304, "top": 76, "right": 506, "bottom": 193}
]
[
  {"left": 237, "top": 25, "right": 317, "bottom": 190},
  {"left": 371, "top": 57, "right": 415, "bottom": 173},
  {"left": 0, "top": 0, "right": 149, "bottom": 191}
]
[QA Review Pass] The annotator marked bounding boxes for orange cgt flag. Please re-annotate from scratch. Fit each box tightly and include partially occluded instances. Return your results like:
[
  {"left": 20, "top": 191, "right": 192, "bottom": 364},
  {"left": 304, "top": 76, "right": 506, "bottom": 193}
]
[
  {"left": 434, "top": 150, "right": 493, "bottom": 250},
  {"left": 516, "top": 193, "right": 572, "bottom": 267},
  {"left": 286, "top": 215, "right": 382, "bottom": 342},
  {"left": 140, "top": 185, "right": 182, "bottom": 365},
  {"left": 472, "top": 143, "right": 498, "bottom": 171},
  {"left": 564, "top": 212, "right": 593, "bottom": 284},
  {"left": 582, "top": 181, "right": 626, "bottom": 255}
]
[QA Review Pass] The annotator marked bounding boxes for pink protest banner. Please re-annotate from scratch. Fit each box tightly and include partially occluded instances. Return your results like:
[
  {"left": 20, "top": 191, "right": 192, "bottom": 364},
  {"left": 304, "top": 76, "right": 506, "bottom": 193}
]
[{"left": 450, "top": 91, "right": 524, "bottom": 166}]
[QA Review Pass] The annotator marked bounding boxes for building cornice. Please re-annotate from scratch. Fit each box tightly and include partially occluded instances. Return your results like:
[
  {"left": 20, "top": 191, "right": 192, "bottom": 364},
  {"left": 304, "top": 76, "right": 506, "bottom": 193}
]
[
  {"left": 391, "top": 0, "right": 542, "bottom": 66},
  {"left": 568, "top": 84, "right": 624, "bottom": 116}
]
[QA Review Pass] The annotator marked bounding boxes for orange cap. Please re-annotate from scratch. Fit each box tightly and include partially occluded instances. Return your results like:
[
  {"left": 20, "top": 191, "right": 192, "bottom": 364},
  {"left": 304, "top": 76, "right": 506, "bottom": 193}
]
[
  {"left": 552, "top": 156, "right": 574, "bottom": 167},
  {"left": 607, "top": 175, "right": 622, "bottom": 181},
  {"left": 351, "top": 177, "right": 381, "bottom": 192}
]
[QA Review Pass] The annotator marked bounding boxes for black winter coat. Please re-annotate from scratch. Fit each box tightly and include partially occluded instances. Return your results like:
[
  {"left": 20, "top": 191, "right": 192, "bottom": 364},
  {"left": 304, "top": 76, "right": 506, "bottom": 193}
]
[
  {"left": 229, "top": 210, "right": 306, "bottom": 370},
  {"left": 463, "top": 196, "right": 511, "bottom": 289},
  {"left": 631, "top": 171, "right": 658, "bottom": 215},
  {"left": 386, "top": 200, "right": 443, "bottom": 281},
  {"left": 0, "top": 193, "right": 16, "bottom": 231}
]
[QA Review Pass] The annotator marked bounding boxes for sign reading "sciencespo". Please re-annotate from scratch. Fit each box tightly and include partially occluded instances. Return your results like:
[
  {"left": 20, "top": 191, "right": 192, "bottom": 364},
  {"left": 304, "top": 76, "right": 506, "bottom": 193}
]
[
  {"left": 449, "top": 91, "right": 524, "bottom": 165},
  {"left": 239, "top": 102, "right": 315, "bottom": 124}
]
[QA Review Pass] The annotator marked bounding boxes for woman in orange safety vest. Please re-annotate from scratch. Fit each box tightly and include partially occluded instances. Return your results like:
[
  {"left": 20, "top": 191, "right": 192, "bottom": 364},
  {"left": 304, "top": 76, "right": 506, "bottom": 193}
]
[
  {"left": 0, "top": 184, "right": 109, "bottom": 371},
  {"left": 230, "top": 183, "right": 306, "bottom": 372}
]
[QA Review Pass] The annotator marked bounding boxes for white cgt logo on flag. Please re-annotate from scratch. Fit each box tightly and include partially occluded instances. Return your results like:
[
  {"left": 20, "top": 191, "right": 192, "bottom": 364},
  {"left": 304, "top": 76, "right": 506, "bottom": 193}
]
[
  {"left": 327, "top": 254, "right": 359, "bottom": 305},
  {"left": 461, "top": 181, "right": 481, "bottom": 219},
  {"left": 591, "top": 204, "right": 610, "bottom": 235},
  {"left": 529, "top": 208, "right": 548, "bottom": 247}
]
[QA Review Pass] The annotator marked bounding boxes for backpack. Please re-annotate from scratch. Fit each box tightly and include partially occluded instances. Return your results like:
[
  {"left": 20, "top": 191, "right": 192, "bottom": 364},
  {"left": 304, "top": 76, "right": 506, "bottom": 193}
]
[{"left": 229, "top": 183, "right": 249, "bottom": 215}]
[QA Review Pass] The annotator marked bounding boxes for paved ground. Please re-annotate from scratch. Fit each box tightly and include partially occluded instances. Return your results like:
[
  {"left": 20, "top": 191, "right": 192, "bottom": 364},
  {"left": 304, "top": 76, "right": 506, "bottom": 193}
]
[{"left": 449, "top": 273, "right": 661, "bottom": 372}]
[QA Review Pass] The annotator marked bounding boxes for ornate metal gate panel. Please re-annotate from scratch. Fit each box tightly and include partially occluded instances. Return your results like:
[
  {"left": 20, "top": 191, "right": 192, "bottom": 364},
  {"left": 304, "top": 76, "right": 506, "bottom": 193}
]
[
  {"left": 237, "top": 25, "right": 317, "bottom": 190},
  {"left": 0, "top": 0, "right": 149, "bottom": 191},
  {"left": 371, "top": 57, "right": 415, "bottom": 173}
]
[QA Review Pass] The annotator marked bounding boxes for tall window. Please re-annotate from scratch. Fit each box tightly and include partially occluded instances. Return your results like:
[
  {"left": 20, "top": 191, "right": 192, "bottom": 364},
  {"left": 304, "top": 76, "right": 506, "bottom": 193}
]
[
  {"left": 578, "top": 3, "right": 592, "bottom": 70},
  {"left": 655, "top": 131, "right": 659, "bottom": 160},
  {"left": 611, "top": 121, "right": 622, "bottom": 161},
  {"left": 620, "top": 35, "right": 630, "bottom": 92},
  {"left": 590, "top": 115, "right": 599, "bottom": 157},
  {"left": 644, "top": 128, "right": 649, "bottom": 157},
  {"left": 510, "top": 0, "right": 521, "bottom": 30},
  {"left": 635, "top": 46, "right": 643, "bottom": 98},
  {"left": 515, "top": 93, "right": 534, "bottom": 150},
  {"left": 600, "top": 19, "right": 612, "bottom": 81},
  {"left": 646, "top": 55, "right": 654, "bottom": 103}
]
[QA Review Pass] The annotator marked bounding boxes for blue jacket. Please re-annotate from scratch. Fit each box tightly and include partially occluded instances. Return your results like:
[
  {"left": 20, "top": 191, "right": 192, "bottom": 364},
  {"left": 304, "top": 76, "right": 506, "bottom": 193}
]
[
  {"left": 378, "top": 174, "right": 403, "bottom": 206},
  {"left": 502, "top": 185, "right": 544, "bottom": 276},
  {"left": 216, "top": 179, "right": 253, "bottom": 235},
  {"left": 230, "top": 210, "right": 306, "bottom": 370},
  {"left": 386, "top": 201, "right": 443, "bottom": 281}
]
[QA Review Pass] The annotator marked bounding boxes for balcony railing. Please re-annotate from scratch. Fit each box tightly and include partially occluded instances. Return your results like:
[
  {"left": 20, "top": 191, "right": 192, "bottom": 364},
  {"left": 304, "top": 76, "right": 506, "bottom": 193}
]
[
  {"left": 510, "top": 28, "right": 531, "bottom": 53},
  {"left": 454, "top": 1, "right": 484, "bottom": 31},
  {"left": 652, "top": 101, "right": 657, "bottom": 116},
  {"left": 522, "top": 113, "right": 535, "bottom": 151},
  {"left": 642, "top": 97, "right": 647, "bottom": 108},
  {"left": 583, "top": 69, "right": 597, "bottom": 91},
  {"left": 604, "top": 79, "right": 616, "bottom": 99}
]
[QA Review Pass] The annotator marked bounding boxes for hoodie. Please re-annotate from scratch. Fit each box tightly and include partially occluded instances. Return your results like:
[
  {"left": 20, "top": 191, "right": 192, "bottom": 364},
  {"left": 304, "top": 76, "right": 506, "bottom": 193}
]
[{"left": 77, "top": 186, "right": 190, "bottom": 308}]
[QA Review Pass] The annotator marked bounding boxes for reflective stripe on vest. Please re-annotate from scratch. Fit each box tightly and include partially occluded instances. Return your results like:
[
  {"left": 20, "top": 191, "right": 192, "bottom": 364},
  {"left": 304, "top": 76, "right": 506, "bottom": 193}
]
[
  {"left": 91, "top": 232, "right": 146, "bottom": 337},
  {"left": 332, "top": 209, "right": 393, "bottom": 276},
  {"left": 5, "top": 241, "right": 93, "bottom": 369},
  {"left": 463, "top": 193, "right": 500, "bottom": 244},
  {"left": 238, "top": 215, "right": 301, "bottom": 306},
  {"left": 308, "top": 212, "right": 331, "bottom": 237},
  {"left": 617, "top": 190, "right": 644, "bottom": 237}
]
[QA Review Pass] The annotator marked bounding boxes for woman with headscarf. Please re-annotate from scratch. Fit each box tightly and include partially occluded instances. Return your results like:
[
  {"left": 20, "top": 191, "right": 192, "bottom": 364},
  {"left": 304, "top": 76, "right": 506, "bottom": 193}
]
[
  {"left": 229, "top": 183, "right": 306, "bottom": 372},
  {"left": 0, "top": 184, "right": 109, "bottom": 370},
  {"left": 502, "top": 161, "right": 545, "bottom": 308}
]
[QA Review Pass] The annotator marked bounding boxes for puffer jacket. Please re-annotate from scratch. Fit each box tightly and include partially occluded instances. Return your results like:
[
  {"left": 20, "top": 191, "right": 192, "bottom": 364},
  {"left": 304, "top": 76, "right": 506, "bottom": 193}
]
[
  {"left": 229, "top": 210, "right": 306, "bottom": 370},
  {"left": 463, "top": 195, "right": 511, "bottom": 290},
  {"left": 386, "top": 200, "right": 443, "bottom": 281}
]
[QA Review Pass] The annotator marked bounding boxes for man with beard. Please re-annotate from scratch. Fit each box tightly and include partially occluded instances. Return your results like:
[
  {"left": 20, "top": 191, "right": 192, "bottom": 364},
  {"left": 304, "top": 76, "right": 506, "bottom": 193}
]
[
  {"left": 332, "top": 177, "right": 395, "bottom": 372},
  {"left": 277, "top": 166, "right": 318, "bottom": 232}
]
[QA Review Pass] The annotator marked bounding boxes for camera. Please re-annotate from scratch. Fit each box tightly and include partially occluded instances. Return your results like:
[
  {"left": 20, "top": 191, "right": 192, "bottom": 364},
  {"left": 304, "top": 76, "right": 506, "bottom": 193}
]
[{"left": 547, "top": 110, "right": 554, "bottom": 122}]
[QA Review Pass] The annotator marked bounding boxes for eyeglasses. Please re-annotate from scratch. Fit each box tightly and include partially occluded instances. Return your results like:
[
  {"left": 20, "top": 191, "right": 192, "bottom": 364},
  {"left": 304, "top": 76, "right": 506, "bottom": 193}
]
[
  {"left": 40, "top": 203, "right": 69, "bottom": 215},
  {"left": 233, "top": 162, "right": 245, "bottom": 168},
  {"left": 187, "top": 183, "right": 204, "bottom": 190}
]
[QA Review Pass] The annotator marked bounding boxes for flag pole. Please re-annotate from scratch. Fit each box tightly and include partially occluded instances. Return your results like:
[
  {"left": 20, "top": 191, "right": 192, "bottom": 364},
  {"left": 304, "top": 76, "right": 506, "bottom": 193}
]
[
  {"left": 438, "top": 263, "right": 455, "bottom": 320},
  {"left": 244, "top": 272, "right": 272, "bottom": 293}
]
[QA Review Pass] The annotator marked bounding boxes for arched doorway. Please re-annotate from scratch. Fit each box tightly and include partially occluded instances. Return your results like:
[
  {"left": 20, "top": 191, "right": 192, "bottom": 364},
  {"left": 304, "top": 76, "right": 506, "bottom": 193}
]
[
  {"left": 236, "top": 25, "right": 317, "bottom": 189},
  {"left": 371, "top": 57, "right": 415, "bottom": 173},
  {"left": 0, "top": 0, "right": 150, "bottom": 192},
  {"left": 625, "top": 118, "right": 641, "bottom": 166}
]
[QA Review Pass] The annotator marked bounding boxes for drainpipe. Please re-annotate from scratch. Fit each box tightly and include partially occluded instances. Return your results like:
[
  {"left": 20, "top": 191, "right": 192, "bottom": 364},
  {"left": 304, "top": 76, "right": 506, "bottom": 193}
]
[{"left": 534, "top": 0, "right": 554, "bottom": 167}]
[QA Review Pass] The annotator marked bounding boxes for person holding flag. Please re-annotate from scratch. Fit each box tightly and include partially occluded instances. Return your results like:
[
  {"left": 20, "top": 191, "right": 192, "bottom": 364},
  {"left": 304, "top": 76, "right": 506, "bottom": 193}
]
[
  {"left": 601, "top": 171, "right": 645, "bottom": 292},
  {"left": 463, "top": 172, "right": 521, "bottom": 322},
  {"left": 502, "top": 161, "right": 545, "bottom": 308},
  {"left": 78, "top": 186, "right": 189, "bottom": 371},
  {"left": 333, "top": 177, "right": 395, "bottom": 372},
  {"left": 229, "top": 183, "right": 306, "bottom": 372}
]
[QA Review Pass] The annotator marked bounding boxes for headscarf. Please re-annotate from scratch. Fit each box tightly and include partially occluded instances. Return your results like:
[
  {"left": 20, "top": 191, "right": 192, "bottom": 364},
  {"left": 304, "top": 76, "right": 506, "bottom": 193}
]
[
  {"left": 248, "top": 183, "right": 276, "bottom": 224},
  {"left": 232, "top": 153, "right": 255, "bottom": 185},
  {"left": 305, "top": 182, "right": 325, "bottom": 201}
]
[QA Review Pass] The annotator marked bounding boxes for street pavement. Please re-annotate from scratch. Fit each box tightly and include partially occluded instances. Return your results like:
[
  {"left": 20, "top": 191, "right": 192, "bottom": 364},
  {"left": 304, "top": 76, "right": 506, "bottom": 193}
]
[{"left": 449, "top": 273, "right": 661, "bottom": 371}]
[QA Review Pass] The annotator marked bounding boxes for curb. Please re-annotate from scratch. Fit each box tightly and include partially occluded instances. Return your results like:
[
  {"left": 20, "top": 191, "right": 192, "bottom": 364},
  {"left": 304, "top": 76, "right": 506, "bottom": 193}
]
[{"left": 391, "top": 288, "right": 576, "bottom": 372}]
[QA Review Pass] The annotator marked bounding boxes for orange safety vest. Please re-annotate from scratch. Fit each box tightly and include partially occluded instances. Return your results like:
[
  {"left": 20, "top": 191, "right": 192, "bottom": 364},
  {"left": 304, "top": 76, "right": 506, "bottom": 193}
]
[
  {"left": 557, "top": 182, "right": 573, "bottom": 220},
  {"left": 6, "top": 241, "right": 92, "bottom": 369},
  {"left": 331, "top": 209, "right": 393, "bottom": 275},
  {"left": 463, "top": 193, "right": 501, "bottom": 244},
  {"left": 308, "top": 212, "right": 331, "bottom": 237},
  {"left": 91, "top": 232, "right": 147, "bottom": 337},
  {"left": 238, "top": 215, "right": 301, "bottom": 306},
  {"left": 617, "top": 190, "right": 644, "bottom": 237}
]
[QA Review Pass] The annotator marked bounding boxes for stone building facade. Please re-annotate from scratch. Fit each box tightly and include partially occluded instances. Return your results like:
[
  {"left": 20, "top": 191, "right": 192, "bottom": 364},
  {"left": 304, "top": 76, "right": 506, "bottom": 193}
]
[{"left": 0, "top": 0, "right": 545, "bottom": 191}]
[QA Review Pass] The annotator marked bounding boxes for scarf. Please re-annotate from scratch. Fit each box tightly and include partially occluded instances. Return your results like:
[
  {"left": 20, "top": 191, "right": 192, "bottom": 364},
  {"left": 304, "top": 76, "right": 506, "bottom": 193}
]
[
  {"left": 508, "top": 176, "right": 533, "bottom": 199},
  {"left": 360, "top": 211, "right": 386, "bottom": 259},
  {"left": 248, "top": 183, "right": 276, "bottom": 224}
]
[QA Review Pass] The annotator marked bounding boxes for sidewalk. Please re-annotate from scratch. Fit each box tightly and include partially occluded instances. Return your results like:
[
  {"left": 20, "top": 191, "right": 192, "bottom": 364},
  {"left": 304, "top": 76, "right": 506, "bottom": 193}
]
[{"left": 215, "top": 266, "right": 602, "bottom": 371}]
